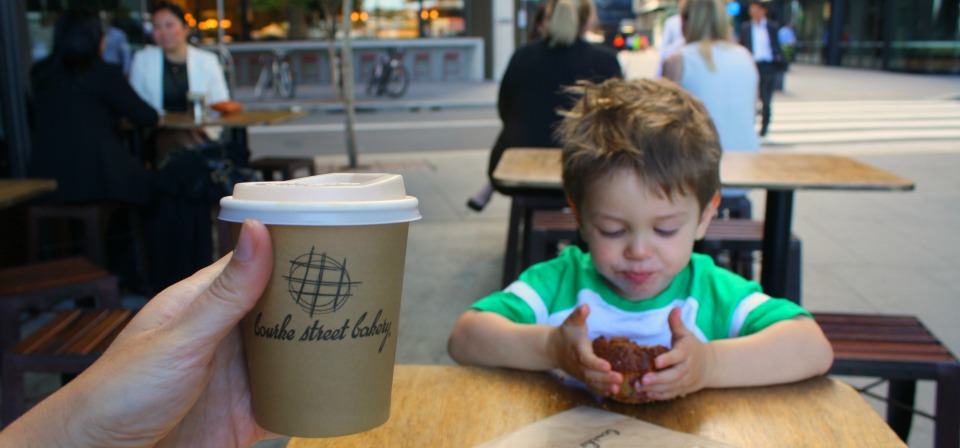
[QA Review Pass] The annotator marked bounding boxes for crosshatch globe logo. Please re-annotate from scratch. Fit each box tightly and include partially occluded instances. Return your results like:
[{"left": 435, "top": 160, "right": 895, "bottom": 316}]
[
  {"left": 251, "top": 246, "right": 394, "bottom": 353},
  {"left": 283, "top": 247, "right": 362, "bottom": 318}
]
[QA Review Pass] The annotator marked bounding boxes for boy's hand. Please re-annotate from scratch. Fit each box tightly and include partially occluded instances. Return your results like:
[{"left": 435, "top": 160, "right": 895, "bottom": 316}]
[
  {"left": 639, "top": 307, "right": 717, "bottom": 400},
  {"left": 547, "top": 304, "right": 623, "bottom": 397}
]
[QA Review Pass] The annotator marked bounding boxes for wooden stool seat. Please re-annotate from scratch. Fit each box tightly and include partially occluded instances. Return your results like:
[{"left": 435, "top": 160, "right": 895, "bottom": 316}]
[
  {"left": 814, "top": 312, "right": 960, "bottom": 447},
  {"left": 0, "top": 257, "right": 120, "bottom": 358},
  {"left": 250, "top": 157, "right": 315, "bottom": 181},
  {"left": 2, "top": 308, "right": 134, "bottom": 425}
]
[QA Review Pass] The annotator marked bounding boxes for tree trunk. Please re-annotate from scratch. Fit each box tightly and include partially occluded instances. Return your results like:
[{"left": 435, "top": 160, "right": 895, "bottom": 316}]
[
  {"left": 325, "top": 15, "right": 340, "bottom": 100},
  {"left": 340, "top": 0, "right": 359, "bottom": 168}
]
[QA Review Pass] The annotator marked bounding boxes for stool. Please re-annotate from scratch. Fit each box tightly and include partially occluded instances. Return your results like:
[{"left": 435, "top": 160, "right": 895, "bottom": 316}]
[
  {"left": 814, "top": 312, "right": 960, "bottom": 447},
  {"left": 250, "top": 157, "right": 315, "bottom": 181},
  {"left": 0, "top": 257, "right": 120, "bottom": 358},
  {"left": 2, "top": 308, "right": 134, "bottom": 425},
  {"left": 27, "top": 203, "right": 149, "bottom": 292},
  {"left": 696, "top": 219, "right": 802, "bottom": 304},
  {"left": 527, "top": 209, "right": 580, "bottom": 269},
  {"left": 414, "top": 52, "right": 432, "bottom": 80},
  {"left": 442, "top": 51, "right": 461, "bottom": 80}
]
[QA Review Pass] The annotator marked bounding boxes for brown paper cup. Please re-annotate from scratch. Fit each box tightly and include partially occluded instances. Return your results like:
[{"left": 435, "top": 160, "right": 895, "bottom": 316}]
[{"left": 219, "top": 174, "right": 420, "bottom": 438}]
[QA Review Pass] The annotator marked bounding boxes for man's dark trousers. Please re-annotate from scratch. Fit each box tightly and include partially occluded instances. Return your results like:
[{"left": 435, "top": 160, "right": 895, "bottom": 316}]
[{"left": 756, "top": 62, "right": 778, "bottom": 136}]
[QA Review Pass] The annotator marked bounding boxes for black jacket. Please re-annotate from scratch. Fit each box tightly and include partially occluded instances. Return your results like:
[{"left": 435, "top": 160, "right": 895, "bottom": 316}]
[
  {"left": 489, "top": 39, "right": 622, "bottom": 179},
  {"left": 738, "top": 19, "right": 786, "bottom": 65},
  {"left": 29, "top": 59, "right": 159, "bottom": 204}
]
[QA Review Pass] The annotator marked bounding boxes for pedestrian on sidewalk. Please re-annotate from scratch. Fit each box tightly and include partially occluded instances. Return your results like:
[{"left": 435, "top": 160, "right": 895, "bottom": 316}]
[
  {"left": 738, "top": 0, "right": 784, "bottom": 137},
  {"left": 775, "top": 22, "right": 797, "bottom": 91},
  {"left": 662, "top": 0, "right": 758, "bottom": 211},
  {"left": 467, "top": 0, "right": 622, "bottom": 211}
]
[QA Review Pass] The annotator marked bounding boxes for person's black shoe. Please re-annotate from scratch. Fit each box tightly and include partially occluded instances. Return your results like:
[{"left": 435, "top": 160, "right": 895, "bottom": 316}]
[
  {"left": 467, "top": 182, "right": 494, "bottom": 212},
  {"left": 759, "top": 126, "right": 769, "bottom": 137}
]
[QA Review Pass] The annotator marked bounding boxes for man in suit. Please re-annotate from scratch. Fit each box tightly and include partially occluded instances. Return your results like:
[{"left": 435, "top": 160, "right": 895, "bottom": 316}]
[{"left": 739, "top": 0, "right": 784, "bottom": 137}]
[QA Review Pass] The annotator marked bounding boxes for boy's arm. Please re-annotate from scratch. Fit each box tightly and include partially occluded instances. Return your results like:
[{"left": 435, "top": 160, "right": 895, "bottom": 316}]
[
  {"left": 447, "top": 310, "right": 557, "bottom": 370},
  {"left": 642, "top": 313, "right": 833, "bottom": 400},
  {"left": 706, "top": 316, "right": 833, "bottom": 388},
  {"left": 448, "top": 306, "right": 624, "bottom": 396}
]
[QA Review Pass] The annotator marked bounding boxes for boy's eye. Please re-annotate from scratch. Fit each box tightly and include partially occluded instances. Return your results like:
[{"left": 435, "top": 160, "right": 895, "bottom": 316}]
[
  {"left": 654, "top": 228, "right": 679, "bottom": 237},
  {"left": 599, "top": 228, "right": 625, "bottom": 238}
]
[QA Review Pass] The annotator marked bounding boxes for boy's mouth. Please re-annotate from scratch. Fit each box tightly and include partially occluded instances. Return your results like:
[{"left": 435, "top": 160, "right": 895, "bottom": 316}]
[{"left": 622, "top": 271, "right": 653, "bottom": 284}]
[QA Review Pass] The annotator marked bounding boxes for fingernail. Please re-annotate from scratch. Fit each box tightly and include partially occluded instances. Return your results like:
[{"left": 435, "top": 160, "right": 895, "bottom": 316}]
[{"left": 234, "top": 219, "right": 255, "bottom": 262}]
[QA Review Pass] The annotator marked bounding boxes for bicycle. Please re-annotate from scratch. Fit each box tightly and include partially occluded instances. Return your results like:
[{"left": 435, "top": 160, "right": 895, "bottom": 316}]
[
  {"left": 254, "top": 49, "right": 296, "bottom": 100},
  {"left": 366, "top": 48, "right": 410, "bottom": 98}
]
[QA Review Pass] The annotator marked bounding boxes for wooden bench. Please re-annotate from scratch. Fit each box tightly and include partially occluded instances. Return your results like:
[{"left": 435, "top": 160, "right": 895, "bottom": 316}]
[
  {"left": 813, "top": 312, "right": 960, "bottom": 448},
  {"left": 0, "top": 257, "right": 120, "bottom": 365},
  {"left": 1, "top": 308, "right": 134, "bottom": 426}
]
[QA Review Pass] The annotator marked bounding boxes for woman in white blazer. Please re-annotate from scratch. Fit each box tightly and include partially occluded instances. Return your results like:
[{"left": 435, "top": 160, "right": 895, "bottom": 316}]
[
  {"left": 129, "top": 2, "right": 228, "bottom": 158},
  {"left": 129, "top": 3, "right": 228, "bottom": 114}
]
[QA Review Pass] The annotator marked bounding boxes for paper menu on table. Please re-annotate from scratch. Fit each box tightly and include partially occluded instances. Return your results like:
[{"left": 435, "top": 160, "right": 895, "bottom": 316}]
[{"left": 474, "top": 406, "right": 737, "bottom": 448}]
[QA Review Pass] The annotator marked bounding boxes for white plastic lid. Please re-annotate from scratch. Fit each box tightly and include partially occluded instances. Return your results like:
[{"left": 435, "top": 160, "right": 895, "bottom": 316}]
[{"left": 219, "top": 173, "right": 421, "bottom": 226}]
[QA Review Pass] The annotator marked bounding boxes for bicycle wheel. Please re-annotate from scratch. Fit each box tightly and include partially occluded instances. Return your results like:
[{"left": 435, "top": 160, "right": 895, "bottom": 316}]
[
  {"left": 385, "top": 66, "right": 410, "bottom": 98},
  {"left": 254, "top": 65, "right": 271, "bottom": 99},
  {"left": 277, "top": 61, "right": 296, "bottom": 99}
]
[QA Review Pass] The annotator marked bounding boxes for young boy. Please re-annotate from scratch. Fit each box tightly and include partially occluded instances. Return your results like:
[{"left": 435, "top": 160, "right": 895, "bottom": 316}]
[{"left": 447, "top": 79, "right": 833, "bottom": 401}]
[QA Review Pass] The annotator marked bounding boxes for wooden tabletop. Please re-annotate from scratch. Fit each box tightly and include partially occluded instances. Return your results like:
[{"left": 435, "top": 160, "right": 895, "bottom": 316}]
[
  {"left": 287, "top": 365, "right": 904, "bottom": 448},
  {"left": 0, "top": 179, "right": 56, "bottom": 209},
  {"left": 159, "top": 109, "right": 306, "bottom": 129},
  {"left": 492, "top": 148, "right": 915, "bottom": 192}
]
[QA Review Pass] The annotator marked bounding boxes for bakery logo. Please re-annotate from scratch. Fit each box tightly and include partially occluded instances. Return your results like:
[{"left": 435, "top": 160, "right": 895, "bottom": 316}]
[
  {"left": 580, "top": 429, "right": 621, "bottom": 447},
  {"left": 253, "top": 247, "right": 392, "bottom": 352},
  {"left": 283, "top": 247, "right": 361, "bottom": 318}
]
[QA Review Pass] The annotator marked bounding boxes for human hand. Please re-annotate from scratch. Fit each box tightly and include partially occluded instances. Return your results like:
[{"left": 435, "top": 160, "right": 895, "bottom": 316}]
[
  {"left": 547, "top": 304, "right": 623, "bottom": 397},
  {"left": 0, "top": 219, "right": 277, "bottom": 447},
  {"left": 638, "top": 307, "right": 717, "bottom": 401}
]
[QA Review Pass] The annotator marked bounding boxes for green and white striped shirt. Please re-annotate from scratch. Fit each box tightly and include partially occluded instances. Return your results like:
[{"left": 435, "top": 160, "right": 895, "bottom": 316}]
[{"left": 472, "top": 247, "right": 810, "bottom": 347}]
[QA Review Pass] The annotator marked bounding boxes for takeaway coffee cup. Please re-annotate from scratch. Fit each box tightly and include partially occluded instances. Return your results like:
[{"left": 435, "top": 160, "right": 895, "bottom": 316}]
[{"left": 219, "top": 173, "right": 420, "bottom": 438}]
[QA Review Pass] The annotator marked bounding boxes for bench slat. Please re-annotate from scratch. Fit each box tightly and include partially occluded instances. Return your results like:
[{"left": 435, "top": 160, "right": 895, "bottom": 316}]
[
  {"left": 62, "top": 310, "right": 132, "bottom": 354},
  {"left": 11, "top": 309, "right": 83, "bottom": 354}
]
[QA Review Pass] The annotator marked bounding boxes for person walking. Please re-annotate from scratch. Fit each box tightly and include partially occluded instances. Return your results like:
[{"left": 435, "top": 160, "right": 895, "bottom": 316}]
[
  {"left": 738, "top": 0, "right": 784, "bottom": 137},
  {"left": 466, "top": 0, "right": 622, "bottom": 211},
  {"left": 775, "top": 22, "right": 797, "bottom": 91}
]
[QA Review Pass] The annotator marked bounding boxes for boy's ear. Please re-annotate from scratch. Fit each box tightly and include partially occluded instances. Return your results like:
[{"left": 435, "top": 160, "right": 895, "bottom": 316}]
[
  {"left": 566, "top": 196, "right": 580, "bottom": 223},
  {"left": 694, "top": 192, "right": 721, "bottom": 240}
]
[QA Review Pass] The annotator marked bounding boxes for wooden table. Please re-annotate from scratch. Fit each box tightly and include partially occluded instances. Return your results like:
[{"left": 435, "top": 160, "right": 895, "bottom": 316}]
[
  {"left": 287, "top": 364, "right": 904, "bottom": 447},
  {"left": 0, "top": 179, "right": 57, "bottom": 209},
  {"left": 160, "top": 109, "right": 307, "bottom": 149},
  {"left": 491, "top": 148, "right": 915, "bottom": 298}
]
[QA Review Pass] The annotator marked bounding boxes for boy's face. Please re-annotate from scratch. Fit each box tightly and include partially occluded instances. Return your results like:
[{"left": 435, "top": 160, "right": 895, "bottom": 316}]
[{"left": 577, "top": 169, "right": 718, "bottom": 301}]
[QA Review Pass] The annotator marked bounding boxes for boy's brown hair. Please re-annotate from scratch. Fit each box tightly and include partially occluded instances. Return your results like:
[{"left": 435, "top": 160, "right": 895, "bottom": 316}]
[{"left": 556, "top": 78, "right": 721, "bottom": 212}]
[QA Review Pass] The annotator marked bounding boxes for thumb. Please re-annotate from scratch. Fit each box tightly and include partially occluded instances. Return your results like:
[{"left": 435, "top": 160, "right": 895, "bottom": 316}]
[
  {"left": 668, "top": 307, "right": 690, "bottom": 342},
  {"left": 563, "top": 303, "right": 591, "bottom": 328},
  {"left": 167, "top": 219, "right": 274, "bottom": 349}
]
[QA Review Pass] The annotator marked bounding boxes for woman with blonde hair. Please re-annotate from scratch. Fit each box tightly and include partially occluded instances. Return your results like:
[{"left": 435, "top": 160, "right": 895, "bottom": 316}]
[
  {"left": 468, "top": 0, "right": 621, "bottom": 211},
  {"left": 662, "top": 0, "right": 758, "bottom": 204}
]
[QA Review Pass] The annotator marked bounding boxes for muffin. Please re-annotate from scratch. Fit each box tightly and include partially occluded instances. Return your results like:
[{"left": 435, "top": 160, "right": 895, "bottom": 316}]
[{"left": 592, "top": 336, "right": 669, "bottom": 404}]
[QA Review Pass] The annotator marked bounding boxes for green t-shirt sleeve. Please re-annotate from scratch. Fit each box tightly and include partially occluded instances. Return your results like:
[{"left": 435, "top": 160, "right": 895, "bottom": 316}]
[
  {"left": 740, "top": 298, "right": 812, "bottom": 336},
  {"left": 470, "top": 290, "right": 537, "bottom": 324}
]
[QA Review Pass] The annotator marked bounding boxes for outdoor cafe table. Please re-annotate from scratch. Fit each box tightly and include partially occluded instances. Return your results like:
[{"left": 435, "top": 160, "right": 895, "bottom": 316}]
[
  {"left": 491, "top": 148, "right": 915, "bottom": 299},
  {"left": 287, "top": 364, "right": 905, "bottom": 447},
  {"left": 159, "top": 108, "right": 306, "bottom": 150},
  {"left": 0, "top": 179, "right": 56, "bottom": 209}
]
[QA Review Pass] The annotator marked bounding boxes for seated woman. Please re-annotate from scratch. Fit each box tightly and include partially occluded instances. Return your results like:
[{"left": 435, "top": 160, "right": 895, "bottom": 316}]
[
  {"left": 128, "top": 1, "right": 230, "bottom": 162},
  {"left": 29, "top": 9, "right": 159, "bottom": 205}
]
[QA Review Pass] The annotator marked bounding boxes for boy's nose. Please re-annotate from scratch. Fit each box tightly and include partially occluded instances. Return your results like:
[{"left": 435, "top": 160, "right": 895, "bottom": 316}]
[{"left": 625, "top": 237, "right": 652, "bottom": 260}]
